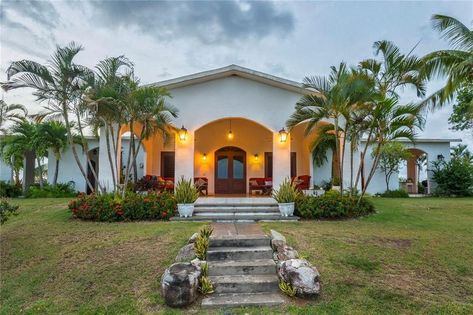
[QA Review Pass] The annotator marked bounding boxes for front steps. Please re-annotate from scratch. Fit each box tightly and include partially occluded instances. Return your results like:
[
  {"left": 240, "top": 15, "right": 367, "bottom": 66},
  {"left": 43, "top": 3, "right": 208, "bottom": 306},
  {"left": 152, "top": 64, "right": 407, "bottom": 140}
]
[
  {"left": 201, "top": 235, "right": 286, "bottom": 308},
  {"left": 171, "top": 198, "right": 299, "bottom": 222}
]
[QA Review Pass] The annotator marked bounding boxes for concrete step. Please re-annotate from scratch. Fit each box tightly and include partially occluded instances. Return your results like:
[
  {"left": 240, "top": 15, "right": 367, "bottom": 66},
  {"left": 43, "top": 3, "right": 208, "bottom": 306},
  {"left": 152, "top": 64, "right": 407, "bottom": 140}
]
[
  {"left": 195, "top": 212, "right": 279, "bottom": 217},
  {"left": 208, "top": 259, "right": 276, "bottom": 276},
  {"left": 207, "top": 246, "right": 273, "bottom": 261},
  {"left": 210, "top": 274, "right": 279, "bottom": 294},
  {"left": 194, "top": 206, "right": 279, "bottom": 213},
  {"left": 201, "top": 292, "right": 286, "bottom": 308},
  {"left": 170, "top": 215, "right": 299, "bottom": 222},
  {"left": 209, "top": 235, "right": 270, "bottom": 248}
]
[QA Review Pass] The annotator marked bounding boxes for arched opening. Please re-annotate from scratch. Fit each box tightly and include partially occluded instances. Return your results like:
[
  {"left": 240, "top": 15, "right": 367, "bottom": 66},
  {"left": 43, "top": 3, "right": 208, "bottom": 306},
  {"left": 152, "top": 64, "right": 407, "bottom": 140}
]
[
  {"left": 87, "top": 147, "right": 99, "bottom": 194},
  {"left": 194, "top": 117, "right": 273, "bottom": 195},
  {"left": 400, "top": 148, "right": 429, "bottom": 194},
  {"left": 119, "top": 131, "right": 147, "bottom": 182},
  {"left": 214, "top": 146, "right": 246, "bottom": 194}
]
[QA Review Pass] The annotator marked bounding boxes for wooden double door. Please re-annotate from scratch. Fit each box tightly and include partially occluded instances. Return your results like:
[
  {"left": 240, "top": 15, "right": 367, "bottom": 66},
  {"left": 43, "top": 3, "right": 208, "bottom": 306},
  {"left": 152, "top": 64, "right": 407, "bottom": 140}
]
[{"left": 214, "top": 146, "right": 246, "bottom": 194}]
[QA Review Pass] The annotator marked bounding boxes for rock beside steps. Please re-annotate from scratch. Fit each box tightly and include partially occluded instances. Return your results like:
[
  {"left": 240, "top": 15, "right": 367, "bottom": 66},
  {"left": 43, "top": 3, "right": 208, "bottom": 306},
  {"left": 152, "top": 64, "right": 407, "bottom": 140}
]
[{"left": 201, "top": 235, "right": 287, "bottom": 308}]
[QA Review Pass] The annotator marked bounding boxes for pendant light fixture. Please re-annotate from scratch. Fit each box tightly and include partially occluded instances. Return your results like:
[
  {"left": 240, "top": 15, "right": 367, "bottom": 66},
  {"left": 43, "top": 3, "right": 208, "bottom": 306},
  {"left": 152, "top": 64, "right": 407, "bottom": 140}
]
[{"left": 227, "top": 119, "right": 234, "bottom": 140}]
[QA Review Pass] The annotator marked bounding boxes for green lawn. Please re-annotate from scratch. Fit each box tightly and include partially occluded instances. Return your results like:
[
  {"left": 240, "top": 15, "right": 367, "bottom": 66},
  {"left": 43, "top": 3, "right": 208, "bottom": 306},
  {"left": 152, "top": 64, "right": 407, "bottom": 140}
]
[{"left": 1, "top": 198, "right": 473, "bottom": 314}]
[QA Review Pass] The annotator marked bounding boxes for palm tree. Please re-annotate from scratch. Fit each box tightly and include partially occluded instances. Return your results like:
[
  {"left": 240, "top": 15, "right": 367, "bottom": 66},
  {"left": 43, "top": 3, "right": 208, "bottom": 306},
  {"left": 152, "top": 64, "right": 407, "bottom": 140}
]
[
  {"left": 85, "top": 56, "right": 134, "bottom": 190},
  {"left": 355, "top": 40, "right": 427, "bottom": 192},
  {"left": 288, "top": 63, "right": 374, "bottom": 193},
  {"left": 421, "top": 15, "right": 473, "bottom": 109},
  {"left": 121, "top": 85, "right": 178, "bottom": 195},
  {"left": 1, "top": 42, "right": 97, "bottom": 192},
  {"left": 287, "top": 63, "right": 354, "bottom": 192},
  {"left": 361, "top": 96, "right": 424, "bottom": 196},
  {"left": 34, "top": 121, "right": 68, "bottom": 185},
  {"left": 0, "top": 135, "right": 25, "bottom": 184},
  {"left": 0, "top": 100, "right": 27, "bottom": 133}
]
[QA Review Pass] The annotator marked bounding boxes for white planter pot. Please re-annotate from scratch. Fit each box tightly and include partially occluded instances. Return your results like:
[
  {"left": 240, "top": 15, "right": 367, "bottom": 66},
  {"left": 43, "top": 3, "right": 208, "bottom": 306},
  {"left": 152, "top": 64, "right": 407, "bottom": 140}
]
[
  {"left": 177, "top": 203, "right": 194, "bottom": 218},
  {"left": 278, "top": 202, "right": 295, "bottom": 217}
]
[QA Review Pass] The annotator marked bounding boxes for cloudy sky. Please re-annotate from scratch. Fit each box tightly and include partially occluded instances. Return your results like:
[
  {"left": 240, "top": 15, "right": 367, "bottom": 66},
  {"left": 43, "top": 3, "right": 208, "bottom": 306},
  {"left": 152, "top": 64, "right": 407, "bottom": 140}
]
[{"left": 1, "top": 0, "right": 472, "bottom": 149}]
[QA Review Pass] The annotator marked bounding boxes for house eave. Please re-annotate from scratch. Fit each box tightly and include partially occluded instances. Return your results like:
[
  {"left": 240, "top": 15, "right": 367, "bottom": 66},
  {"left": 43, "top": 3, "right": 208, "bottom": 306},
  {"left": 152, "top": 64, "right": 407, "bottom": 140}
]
[{"left": 148, "top": 64, "right": 313, "bottom": 95}]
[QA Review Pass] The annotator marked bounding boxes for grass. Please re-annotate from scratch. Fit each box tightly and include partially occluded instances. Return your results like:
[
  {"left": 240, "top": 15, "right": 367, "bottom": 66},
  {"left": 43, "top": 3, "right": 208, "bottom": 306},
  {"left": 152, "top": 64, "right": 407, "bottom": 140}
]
[{"left": 1, "top": 197, "right": 473, "bottom": 314}]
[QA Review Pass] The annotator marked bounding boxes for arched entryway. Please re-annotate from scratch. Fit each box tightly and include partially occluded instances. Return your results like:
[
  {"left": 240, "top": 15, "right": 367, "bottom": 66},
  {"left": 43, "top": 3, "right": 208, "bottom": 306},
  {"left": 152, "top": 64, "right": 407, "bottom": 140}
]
[
  {"left": 214, "top": 146, "right": 246, "bottom": 194},
  {"left": 87, "top": 147, "right": 99, "bottom": 194}
]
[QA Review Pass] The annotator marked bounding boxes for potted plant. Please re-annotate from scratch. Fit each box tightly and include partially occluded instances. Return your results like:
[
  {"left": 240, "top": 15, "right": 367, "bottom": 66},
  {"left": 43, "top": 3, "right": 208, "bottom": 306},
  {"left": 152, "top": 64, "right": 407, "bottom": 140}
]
[
  {"left": 174, "top": 177, "right": 199, "bottom": 217},
  {"left": 331, "top": 177, "right": 341, "bottom": 191},
  {"left": 272, "top": 178, "right": 300, "bottom": 217}
]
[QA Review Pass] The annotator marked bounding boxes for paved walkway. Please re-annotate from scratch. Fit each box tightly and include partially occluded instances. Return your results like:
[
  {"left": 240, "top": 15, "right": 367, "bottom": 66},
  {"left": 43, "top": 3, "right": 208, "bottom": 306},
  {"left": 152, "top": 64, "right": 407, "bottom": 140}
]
[{"left": 211, "top": 223, "right": 265, "bottom": 237}]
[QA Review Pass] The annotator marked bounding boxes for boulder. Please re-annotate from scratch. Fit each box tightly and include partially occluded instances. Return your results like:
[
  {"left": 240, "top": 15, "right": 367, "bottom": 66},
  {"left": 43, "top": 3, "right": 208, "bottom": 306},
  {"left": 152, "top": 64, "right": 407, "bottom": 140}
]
[
  {"left": 270, "top": 229, "right": 286, "bottom": 251},
  {"left": 175, "top": 243, "right": 196, "bottom": 262},
  {"left": 188, "top": 232, "right": 199, "bottom": 244},
  {"left": 275, "top": 244, "right": 299, "bottom": 261},
  {"left": 191, "top": 257, "right": 206, "bottom": 268},
  {"left": 277, "top": 259, "right": 320, "bottom": 297},
  {"left": 161, "top": 262, "right": 201, "bottom": 307}
]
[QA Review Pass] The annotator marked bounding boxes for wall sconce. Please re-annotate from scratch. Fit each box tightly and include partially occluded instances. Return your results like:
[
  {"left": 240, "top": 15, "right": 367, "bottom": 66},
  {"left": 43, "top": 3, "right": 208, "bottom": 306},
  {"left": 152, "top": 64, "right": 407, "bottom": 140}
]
[
  {"left": 254, "top": 154, "right": 259, "bottom": 161},
  {"left": 437, "top": 154, "right": 445, "bottom": 161},
  {"left": 178, "top": 125, "right": 187, "bottom": 141},
  {"left": 202, "top": 153, "right": 207, "bottom": 161},
  {"left": 279, "top": 128, "right": 288, "bottom": 143}
]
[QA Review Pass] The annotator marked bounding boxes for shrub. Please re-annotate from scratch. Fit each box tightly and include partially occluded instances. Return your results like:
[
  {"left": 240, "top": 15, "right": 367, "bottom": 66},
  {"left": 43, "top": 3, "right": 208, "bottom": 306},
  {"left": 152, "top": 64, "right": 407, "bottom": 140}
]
[
  {"left": 134, "top": 177, "right": 160, "bottom": 192},
  {"left": 0, "top": 181, "right": 22, "bottom": 198},
  {"left": 279, "top": 280, "right": 296, "bottom": 297},
  {"left": 295, "top": 191, "right": 375, "bottom": 219},
  {"left": 26, "top": 182, "right": 76, "bottom": 198},
  {"left": 174, "top": 177, "right": 199, "bottom": 204},
  {"left": 379, "top": 189, "right": 409, "bottom": 198},
  {"left": 273, "top": 178, "right": 300, "bottom": 203},
  {"left": 431, "top": 158, "right": 473, "bottom": 196},
  {"left": 68, "top": 191, "right": 176, "bottom": 222},
  {"left": 0, "top": 198, "right": 19, "bottom": 224}
]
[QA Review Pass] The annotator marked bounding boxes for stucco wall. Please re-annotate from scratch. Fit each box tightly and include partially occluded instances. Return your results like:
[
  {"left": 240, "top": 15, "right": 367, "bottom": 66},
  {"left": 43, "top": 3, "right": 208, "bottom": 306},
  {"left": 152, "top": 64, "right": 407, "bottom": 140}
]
[
  {"left": 0, "top": 159, "right": 12, "bottom": 182},
  {"left": 168, "top": 76, "right": 301, "bottom": 132}
]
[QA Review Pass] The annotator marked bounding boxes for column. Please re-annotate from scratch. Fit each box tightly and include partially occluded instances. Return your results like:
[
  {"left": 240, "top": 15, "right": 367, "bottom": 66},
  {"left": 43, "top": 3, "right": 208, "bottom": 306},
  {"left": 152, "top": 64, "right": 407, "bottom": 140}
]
[
  {"left": 174, "top": 129, "right": 194, "bottom": 182},
  {"left": 272, "top": 131, "right": 291, "bottom": 190}
]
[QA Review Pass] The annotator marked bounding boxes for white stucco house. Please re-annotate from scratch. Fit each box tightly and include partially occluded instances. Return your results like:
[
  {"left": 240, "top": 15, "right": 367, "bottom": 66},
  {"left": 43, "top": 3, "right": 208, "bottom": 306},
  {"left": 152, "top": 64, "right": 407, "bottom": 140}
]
[{"left": 45, "top": 65, "right": 459, "bottom": 195}]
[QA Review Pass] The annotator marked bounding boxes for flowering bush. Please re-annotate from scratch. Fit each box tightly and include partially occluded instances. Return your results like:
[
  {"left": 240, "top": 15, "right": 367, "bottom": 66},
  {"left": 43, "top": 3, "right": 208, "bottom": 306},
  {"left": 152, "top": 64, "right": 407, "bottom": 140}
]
[
  {"left": 68, "top": 191, "right": 176, "bottom": 222},
  {"left": 295, "top": 190, "right": 375, "bottom": 219}
]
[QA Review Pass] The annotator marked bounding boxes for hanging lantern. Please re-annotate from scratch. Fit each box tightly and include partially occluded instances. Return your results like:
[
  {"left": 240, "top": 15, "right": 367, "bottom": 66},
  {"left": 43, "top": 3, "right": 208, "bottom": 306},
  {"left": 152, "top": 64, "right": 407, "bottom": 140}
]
[
  {"left": 279, "top": 128, "right": 288, "bottom": 143},
  {"left": 178, "top": 125, "right": 187, "bottom": 141}
]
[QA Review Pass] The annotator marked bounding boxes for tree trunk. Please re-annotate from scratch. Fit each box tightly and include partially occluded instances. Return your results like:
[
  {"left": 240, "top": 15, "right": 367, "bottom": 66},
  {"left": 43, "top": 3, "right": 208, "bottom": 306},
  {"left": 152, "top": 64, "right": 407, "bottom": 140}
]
[
  {"left": 36, "top": 157, "right": 44, "bottom": 189},
  {"left": 361, "top": 142, "right": 383, "bottom": 198},
  {"left": 53, "top": 158, "right": 59, "bottom": 185},
  {"left": 63, "top": 106, "right": 95, "bottom": 193},
  {"left": 104, "top": 124, "right": 117, "bottom": 190},
  {"left": 333, "top": 117, "right": 342, "bottom": 194},
  {"left": 76, "top": 112, "right": 104, "bottom": 193},
  {"left": 131, "top": 132, "right": 138, "bottom": 182}
]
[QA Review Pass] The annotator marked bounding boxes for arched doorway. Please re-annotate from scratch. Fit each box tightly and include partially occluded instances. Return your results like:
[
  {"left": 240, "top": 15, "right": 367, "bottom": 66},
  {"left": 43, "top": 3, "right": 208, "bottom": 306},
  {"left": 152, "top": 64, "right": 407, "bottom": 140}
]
[
  {"left": 214, "top": 146, "right": 246, "bottom": 194},
  {"left": 87, "top": 147, "right": 99, "bottom": 194}
]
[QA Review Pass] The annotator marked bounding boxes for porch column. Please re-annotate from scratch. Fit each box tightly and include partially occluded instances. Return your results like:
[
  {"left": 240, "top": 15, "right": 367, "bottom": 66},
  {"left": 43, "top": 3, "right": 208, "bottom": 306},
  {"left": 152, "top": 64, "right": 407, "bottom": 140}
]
[
  {"left": 174, "top": 129, "right": 194, "bottom": 182},
  {"left": 272, "top": 131, "right": 291, "bottom": 190}
]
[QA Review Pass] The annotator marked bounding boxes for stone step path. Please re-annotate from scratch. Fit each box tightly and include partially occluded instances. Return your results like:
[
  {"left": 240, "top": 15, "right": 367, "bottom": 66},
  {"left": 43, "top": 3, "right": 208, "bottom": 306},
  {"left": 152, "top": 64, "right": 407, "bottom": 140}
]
[
  {"left": 171, "top": 197, "right": 299, "bottom": 222},
  {"left": 201, "top": 223, "right": 287, "bottom": 308}
]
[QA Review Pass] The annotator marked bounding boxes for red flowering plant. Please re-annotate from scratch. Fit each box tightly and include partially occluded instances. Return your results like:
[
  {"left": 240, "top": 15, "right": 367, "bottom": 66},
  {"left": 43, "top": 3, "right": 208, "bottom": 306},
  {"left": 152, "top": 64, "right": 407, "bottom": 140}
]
[{"left": 68, "top": 191, "right": 176, "bottom": 222}]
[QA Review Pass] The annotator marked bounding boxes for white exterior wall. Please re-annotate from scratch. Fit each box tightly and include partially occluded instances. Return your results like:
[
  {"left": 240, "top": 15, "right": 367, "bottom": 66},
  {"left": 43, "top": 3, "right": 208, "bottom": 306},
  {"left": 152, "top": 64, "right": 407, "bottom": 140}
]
[
  {"left": 0, "top": 159, "right": 12, "bottom": 182},
  {"left": 47, "top": 139, "right": 99, "bottom": 192},
  {"left": 50, "top": 137, "right": 144, "bottom": 192},
  {"left": 168, "top": 76, "right": 302, "bottom": 189},
  {"left": 357, "top": 140, "right": 453, "bottom": 194}
]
